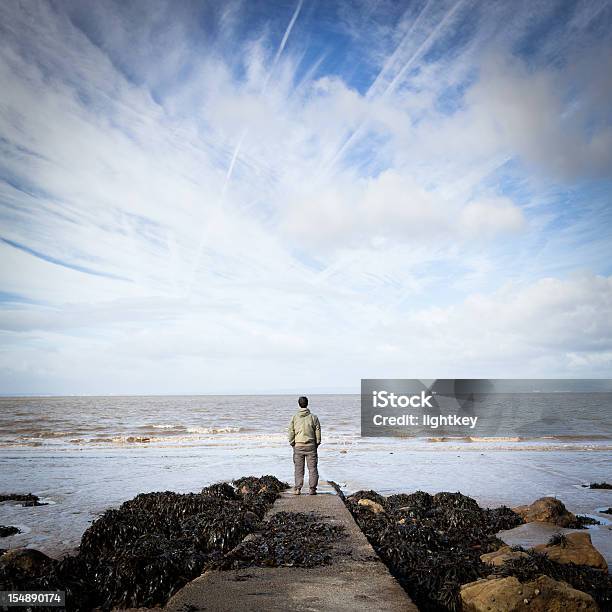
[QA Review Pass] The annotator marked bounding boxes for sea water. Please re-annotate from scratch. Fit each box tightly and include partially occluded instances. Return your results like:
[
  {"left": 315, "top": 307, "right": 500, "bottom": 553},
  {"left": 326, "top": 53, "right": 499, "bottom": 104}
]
[{"left": 0, "top": 394, "right": 610, "bottom": 561}]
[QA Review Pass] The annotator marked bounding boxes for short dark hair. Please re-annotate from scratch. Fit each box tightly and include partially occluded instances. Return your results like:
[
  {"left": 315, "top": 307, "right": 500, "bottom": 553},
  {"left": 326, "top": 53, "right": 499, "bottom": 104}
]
[{"left": 298, "top": 396, "right": 308, "bottom": 408}]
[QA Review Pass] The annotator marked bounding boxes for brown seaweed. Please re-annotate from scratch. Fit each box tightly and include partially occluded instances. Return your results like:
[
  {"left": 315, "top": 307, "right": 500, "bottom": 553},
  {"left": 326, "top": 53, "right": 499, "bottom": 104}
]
[
  {"left": 570, "top": 514, "right": 601, "bottom": 528},
  {"left": 0, "top": 526, "right": 21, "bottom": 537},
  {"left": 343, "top": 489, "right": 511, "bottom": 611},
  {"left": 343, "top": 488, "right": 610, "bottom": 611},
  {"left": 582, "top": 482, "right": 612, "bottom": 489},
  {"left": 0, "top": 493, "right": 47, "bottom": 506},
  {"left": 212, "top": 511, "right": 345, "bottom": 570},
  {"left": 0, "top": 476, "right": 288, "bottom": 611},
  {"left": 494, "top": 549, "right": 611, "bottom": 608}
]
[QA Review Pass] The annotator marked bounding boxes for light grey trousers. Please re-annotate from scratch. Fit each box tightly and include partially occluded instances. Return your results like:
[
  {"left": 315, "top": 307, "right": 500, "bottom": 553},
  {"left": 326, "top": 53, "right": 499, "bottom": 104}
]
[{"left": 293, "top": 443, "right": 319, "bottom": 491}]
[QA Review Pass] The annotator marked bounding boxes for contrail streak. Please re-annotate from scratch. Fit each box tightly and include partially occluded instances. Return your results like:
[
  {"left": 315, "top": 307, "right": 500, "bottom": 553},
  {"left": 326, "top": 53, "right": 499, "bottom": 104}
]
[
  {"left": 383, "top": 0, "right": 465, "bottom": 96},
  {"left": 366, "top": 0, "right": 431, "bottom": 100},
  {"left": 228, "top": 0, "right": 303, "bottom": 188},
  {"left": 188, "top": 0, "right": 303, "bottom": 296},
  {"left": 222, "top": 129, "right": 246, "bottom": 198},
  {"left": 298, "top": 0, "right": 468, "bottom": 300},
  {"left": 263, "top": 0, "right": 304, "bottom": 93},
  {"left": 221, "top": 0, "right": 303, "bottom": 198},
  {"left": 322, "top": 0, "right": 465, "bottom": 177}
]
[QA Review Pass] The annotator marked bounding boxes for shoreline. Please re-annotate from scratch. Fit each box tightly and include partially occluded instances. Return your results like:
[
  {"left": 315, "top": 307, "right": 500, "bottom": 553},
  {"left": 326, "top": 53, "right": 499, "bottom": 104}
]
[
  {"left": 2, "top": 475, "right": 611, "bottom": 566},
  {"left": 1, "top": 437, "right": 611, "bottom": 451},
  {"left": 1, "top": 476, "right": 610, "bottom": 611},
  {"left": 1, "top": 446, "right": 611, "bottom": 562}
]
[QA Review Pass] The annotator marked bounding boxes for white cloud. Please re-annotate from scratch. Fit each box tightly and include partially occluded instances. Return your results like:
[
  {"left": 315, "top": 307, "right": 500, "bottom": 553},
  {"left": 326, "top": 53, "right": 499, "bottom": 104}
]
[
  {"left": 0, "top": 1, "right": 610, "bottom": 392},
  {"left": 282, "top": 171, "right": 525, "bottom": 247},
  {"left": 459, "top": 197, "right": 525, "bottom": 237},
  {"left": 466, "top": 52, "right": 612, "bottom": 180},
  {"left": 1, "top": 273, "right": 610, "bottom": 393}
]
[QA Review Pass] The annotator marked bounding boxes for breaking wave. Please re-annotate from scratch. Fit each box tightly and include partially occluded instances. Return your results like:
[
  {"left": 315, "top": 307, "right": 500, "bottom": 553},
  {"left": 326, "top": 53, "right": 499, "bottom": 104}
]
[{"left": 186, "top": 426, "right": 241, "bottom": 434}]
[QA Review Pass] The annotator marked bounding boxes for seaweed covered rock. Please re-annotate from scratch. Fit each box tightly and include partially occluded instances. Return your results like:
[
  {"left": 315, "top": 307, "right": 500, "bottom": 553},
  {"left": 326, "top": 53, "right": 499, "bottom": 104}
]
[
  {"left": 0, "top": 526, "right": 21, "bottom": 537},
  {"left": 89, "top": 534, "right": 211, "bottom": 609},
  {"left": 202, "top": 482, "right": 240, "bottom": 500},
  {"left": 573, "top": 514, "right": 601, "bottom": 528},
  {"left": 0, "top": 549, "right": 97, "bottom": 610},
  {"left": 232, "top": 475, "right": 289, "bottom": 518},
  {"left": 433, "top": 491, "right": 482, "bottom": 512},
  {"left": 344, "top": 489, "right": 507, "bottom": 611},
  {"left": 347, "top": 490, "right": 387, "bottom": 506},
  {"left": 0, "top": 493, "right": 47, "bottom": 507},
  {"left": 513, "top": 497, "right": 578, "bottom": 527},
  {"left": 0, "top": 475, "right": 288, "bottom": 611},
  {"left": 387, "top": 491, "right": 433, "bottom": 511},
  {"left": 0, "top": 494, "right": 39, "bottom": 503},
  {"left": 0, "top": 548, "right": 52, "bottom": 575},
  {"left": 233, "top": 475, "right": 288, "bottom": 496},
  {"left": 32, "top": 554, "right": 98, "bottom": 610},
  {"left": 390, "top": 492, "right": 436, "bottom": 524},
  {"left": 583, "top": 482, "right": 612, "bottom": 489},
  {"left": 483, "top": 506, "right": 524, "bottom": 532},
  {"left": 533, "top": 532, "right": 608, "bottom": 571},
  {"left": 213, "top": 511, "right": 345, "bottom": 569},
  {"left": 343, "top": 488, "right": 608, "bottom": 611},
  {"left": 22, "top": 499, "right": 48, "bottom": 507},
  {"left": 460, "top": 575, "right": 598, "bottom": 612},
  {"left": 80, "top": 491, "right": 257, "bottom": 558},
  {"left": 494, "top": 549, "right": 612, "bottom": 608}
]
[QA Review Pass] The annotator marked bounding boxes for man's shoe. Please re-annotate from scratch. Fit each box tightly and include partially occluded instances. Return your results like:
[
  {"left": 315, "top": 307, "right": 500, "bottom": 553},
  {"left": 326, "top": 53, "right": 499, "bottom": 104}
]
[
  {"left": 293, "top": 488, "right": 301, "bottom": 495},
  {"left": 309, "top": 489, "right": 317, "bottom": 495}
]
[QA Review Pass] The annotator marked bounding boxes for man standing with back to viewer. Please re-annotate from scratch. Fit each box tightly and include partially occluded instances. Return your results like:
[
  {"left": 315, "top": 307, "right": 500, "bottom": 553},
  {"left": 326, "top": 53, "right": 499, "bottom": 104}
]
[{"left": 288, "top": 396, "right": 321, "bottom": 495}]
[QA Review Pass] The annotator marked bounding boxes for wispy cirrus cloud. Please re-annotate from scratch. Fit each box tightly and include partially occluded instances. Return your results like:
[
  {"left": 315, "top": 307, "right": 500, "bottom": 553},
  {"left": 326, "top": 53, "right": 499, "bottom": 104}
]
[{"left": 0, "top": 0, "right": 611, "bottom": 393}]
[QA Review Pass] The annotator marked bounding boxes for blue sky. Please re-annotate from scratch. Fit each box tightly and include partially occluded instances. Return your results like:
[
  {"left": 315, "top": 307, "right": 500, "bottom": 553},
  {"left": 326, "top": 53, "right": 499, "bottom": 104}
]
[{"left": 0, "top": 0, "right": 611, "bottom": 394}]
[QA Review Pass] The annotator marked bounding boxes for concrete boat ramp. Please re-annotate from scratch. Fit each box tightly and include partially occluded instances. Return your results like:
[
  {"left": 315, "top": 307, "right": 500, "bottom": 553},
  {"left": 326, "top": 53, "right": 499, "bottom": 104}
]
[{"left": 165, "top": 481, "right": 418, "bottom": 611}]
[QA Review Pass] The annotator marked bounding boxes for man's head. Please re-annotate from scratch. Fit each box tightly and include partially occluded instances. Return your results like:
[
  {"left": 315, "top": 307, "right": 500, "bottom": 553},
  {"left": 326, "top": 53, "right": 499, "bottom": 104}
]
[{"left": 298, "top": 396, "right": 308, "bottom": 408}]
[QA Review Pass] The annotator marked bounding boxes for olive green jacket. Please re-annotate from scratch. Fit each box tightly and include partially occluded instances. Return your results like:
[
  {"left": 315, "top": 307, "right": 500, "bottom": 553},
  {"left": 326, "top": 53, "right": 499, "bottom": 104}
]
[{"left": 288, "top": 407, "right": 321, "bottom": 446}]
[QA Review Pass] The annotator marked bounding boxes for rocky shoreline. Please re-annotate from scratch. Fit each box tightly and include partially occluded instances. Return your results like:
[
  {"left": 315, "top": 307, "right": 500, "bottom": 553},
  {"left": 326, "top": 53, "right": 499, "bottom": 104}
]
[
  {"left": 0, "top": 476, "right": 290, "bottom": 610},
  {"left": 1, "top": 478, "right": 610, "bottom": 611},
  {"left": 339, "top": 487, "right": 610, "bottom": 611}
]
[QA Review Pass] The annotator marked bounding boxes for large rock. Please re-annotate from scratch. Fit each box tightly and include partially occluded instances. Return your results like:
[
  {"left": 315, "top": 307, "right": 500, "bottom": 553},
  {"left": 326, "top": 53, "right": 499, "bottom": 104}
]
[
  {"left": 357, "top": 498, "right": 385, "bottom": 514},
  {"left": 460, "top": 575, "right": 598, "bottom": 611},
  {"left": 480, "top": 545, "right": 529, "bottom": 566},
  {"left": 513, "top": 497, "right": 577, "bottom": 527},
  {"left": 0, "top": 548, "right": 52, "bottom": 575},
  {"left": 533, "top": 532, "right": 608, "bottom": 571}
]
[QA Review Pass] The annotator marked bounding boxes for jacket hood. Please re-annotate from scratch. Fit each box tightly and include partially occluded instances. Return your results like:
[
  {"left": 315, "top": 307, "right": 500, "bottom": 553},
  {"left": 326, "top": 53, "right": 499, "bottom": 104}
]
[{"left": 298, "top": 407, "right": 311, "bottom": 416}]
